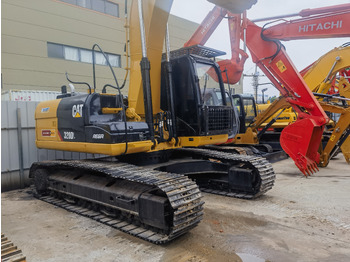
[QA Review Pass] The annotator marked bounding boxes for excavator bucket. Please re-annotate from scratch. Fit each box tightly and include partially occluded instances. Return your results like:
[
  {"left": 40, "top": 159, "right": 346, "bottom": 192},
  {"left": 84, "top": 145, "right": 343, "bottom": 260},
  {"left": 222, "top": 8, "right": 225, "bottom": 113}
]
[
  {"left": 218, "top": 59, "right": 244, "bottom": 84},
  {"left": 208, "top": 0, "right": 257, "bottom": 13},
  {"left": 210, "top": 56, "right": 246, "bottom": 84},
  {"left": 280, "top": 118, "right": 323, "bottom": 176},
  {"left": 217, "top": 49, "right": 248, "bottom": 84}
]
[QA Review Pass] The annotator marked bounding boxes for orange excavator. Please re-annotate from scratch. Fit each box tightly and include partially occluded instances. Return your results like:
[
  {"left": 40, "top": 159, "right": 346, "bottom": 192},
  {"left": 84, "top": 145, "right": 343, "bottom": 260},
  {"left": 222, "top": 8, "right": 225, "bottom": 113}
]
[
  {"left": 185, "top": 3, "right": 350, "bottom": 175},
  {"left": 255, "top": 46, "right": 350, "bottom": 167},
  {"left": 243, "top": 6, "right": 350, "bottom": 167}
]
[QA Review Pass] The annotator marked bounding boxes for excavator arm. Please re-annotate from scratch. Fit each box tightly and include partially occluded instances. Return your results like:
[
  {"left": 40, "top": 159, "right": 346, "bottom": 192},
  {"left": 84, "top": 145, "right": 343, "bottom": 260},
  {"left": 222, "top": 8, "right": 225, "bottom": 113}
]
[
  {"left": 301, "top": 45, "right": 350, "bottom": 94},
  {"left": 251, "top": 96, "right": 290, "bottom": 129},
  {"left": 184, "top": 6, "right": 248, "bottom": 84},
  {"left": 249, "top": 7, "right": 350, "bottom": 169},
  {"left": 318, "top": 101, "right": 350, "bottom": 166},
  {"left": 249, "top": 45, "right": 350, "bottom": 169},
  {"left": 244, "top": 19, "right": 328, "bottom": 175},
  {"left": 186, "top": 4, "right": 335, "bottom": 175}
]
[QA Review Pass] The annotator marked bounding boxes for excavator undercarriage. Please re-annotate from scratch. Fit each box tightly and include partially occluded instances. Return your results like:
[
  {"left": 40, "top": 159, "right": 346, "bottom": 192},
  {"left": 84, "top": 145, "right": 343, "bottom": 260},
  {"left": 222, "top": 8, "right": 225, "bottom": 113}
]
[
  {"left": 31, "top": 146, "right": 274, "bottom": 243},
  {"left": 31, "top": 159, "right": 203, "bottom": 244}
]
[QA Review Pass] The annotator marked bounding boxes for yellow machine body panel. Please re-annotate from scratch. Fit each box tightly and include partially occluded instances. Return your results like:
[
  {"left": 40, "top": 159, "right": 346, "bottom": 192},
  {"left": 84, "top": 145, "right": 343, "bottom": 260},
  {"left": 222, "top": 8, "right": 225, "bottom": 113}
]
[
  {"left": 341, "top": 138, "right": 350, "bottom": 164},
  {"left": 35, "top": 97, "right": 155, "bottom": 155},
  {"left": 35, "top": 99, "right": 61, "bottom": 142},
  {"left": 36, "top": 140, "right": 154, "bottom": 155},
  {"left": 179, "top": 134, "right": 228, "bottom": 147},
  {"left": 318, "top": 101, "right": 350, "bottom": 166},
  {"left": 302, "top": 45, "right": 350, "bottom": 94},
  {"left": 256, "top": 102, "right": 296, "bottom": 129},
  {"left": 232, "top": 127, "right": 258, "bottom": 144}
]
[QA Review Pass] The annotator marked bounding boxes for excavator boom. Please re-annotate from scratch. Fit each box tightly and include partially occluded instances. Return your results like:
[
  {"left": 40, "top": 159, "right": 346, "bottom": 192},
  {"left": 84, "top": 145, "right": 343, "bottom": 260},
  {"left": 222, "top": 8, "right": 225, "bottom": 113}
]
[
  {"left": 317, "top": 101, "right": 350, "bottom": 167},
  {"left": 250, "top": 45, "right": 350, "bottom": 167},
  {"left": 244, "top": 19, "right": 328, "bottom": 175},
  {"left": 128, "top": 0, "right": 173, "bottom": 116},
  {"left": 260, "top": 4, "right": 350, "bottom": 40},
  {"left": 186, "top": 5, "right": 330, "bottom": 175},
  {"left": 302, "top": 45, "right": 350, "bottom": 94},
  {"left": 185, "top": 6, "right": 248, "bottom": 84}
]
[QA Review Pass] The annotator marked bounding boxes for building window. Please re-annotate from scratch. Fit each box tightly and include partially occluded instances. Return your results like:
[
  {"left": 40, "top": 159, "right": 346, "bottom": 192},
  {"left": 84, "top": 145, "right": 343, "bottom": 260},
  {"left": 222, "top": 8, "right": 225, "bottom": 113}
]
[
  {"left": 47, "top": 42, "right": 121, "bottom": 67},
  {"left": 60, "top": 0, "right": 119, "bottom": 17}
]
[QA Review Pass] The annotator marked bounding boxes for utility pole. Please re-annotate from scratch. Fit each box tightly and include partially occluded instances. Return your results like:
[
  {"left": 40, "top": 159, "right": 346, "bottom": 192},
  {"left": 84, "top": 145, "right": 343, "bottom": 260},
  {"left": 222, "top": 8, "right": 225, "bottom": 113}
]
[
  {"left": 261, "top": 88, "right": 268, "bottom": 103},
  {"left": 244, "top": 67, "right": 271, "bottom": 103},
  {"left": 252, "top": 65, "right": 259, "bottom": 101}
]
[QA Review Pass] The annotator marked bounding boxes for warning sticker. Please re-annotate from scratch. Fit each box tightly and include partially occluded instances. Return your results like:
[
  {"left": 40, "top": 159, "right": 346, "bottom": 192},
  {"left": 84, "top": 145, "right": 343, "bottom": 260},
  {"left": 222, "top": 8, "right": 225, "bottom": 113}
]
[
  {"left": 276, "top": 60, "right": 287, "bottom": 73},
  {"left": 42, "top": 129, "right": 56, "bottom": 137}
]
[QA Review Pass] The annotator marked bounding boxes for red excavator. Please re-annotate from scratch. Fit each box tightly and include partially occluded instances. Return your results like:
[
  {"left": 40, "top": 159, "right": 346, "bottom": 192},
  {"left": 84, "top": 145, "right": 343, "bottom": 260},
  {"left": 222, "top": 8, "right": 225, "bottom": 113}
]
[
  {"left": 185, "top": 3, "right": 350, "bottom": 175},
  {"left": 185, "top": 3, "right": 350, "bottom": 84}
]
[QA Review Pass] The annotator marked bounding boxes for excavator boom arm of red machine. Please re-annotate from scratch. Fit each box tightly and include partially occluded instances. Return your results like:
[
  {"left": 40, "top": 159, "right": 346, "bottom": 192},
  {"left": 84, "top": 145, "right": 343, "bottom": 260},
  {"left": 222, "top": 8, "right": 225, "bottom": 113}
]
[
  {"left": 186, "top": 3, "right": 334, "bottom": 175},
  {"left": 261, "top": 4, "right": 350, "bottom": 40},
  {"left": 185, "top": 6, "right": 248, "bottom": 84},
  {"left": 244, "top": 19, "right": 328, "bottom": 175},
  {"left": 184, "top": 6, "right": 226, "bottom": 47}
]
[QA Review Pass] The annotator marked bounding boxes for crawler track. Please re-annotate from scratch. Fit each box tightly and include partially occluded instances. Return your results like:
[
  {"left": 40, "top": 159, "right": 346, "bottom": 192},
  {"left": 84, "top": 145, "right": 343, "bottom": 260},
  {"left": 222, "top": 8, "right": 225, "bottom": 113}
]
[
  {"left": 1, "top": 233, "right": 26, "bottom": 262},
  {"left": 203, "top": 145, "right": 251, "bottom": 155},
  {"left": 179, "top": 148, "right": 276, "bottom": 199},
  {"left": 31, "top": 148, "right": 275, "bottom": 243},
  {"left": 30, "top": 160, "right": 204, "bottom": 244}
]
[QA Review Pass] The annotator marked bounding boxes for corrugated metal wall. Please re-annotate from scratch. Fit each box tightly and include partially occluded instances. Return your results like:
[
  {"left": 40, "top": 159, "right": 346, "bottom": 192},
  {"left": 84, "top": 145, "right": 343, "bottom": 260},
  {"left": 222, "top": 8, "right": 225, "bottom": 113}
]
[
  {"left": 1, "top": 101, "right": 102, "bottom": 191},
  {"left": 2, "top": 90, "right": 61, "bottom": 101}
]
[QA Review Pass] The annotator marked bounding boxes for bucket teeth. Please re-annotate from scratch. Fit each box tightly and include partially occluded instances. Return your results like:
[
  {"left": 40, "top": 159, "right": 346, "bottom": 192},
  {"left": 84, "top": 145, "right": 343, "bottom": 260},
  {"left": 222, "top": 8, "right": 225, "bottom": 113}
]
[
  {"left": 305, "top": 168, "right": 311, "bottom": 177},
  {"left": 310, "top": 163, "right": 317, "bottom": 173},
  {"left": 302, "top": 158, "right": 320, "bottom": 177},
  {"left": 299, "top": 157, "right": 320, "bottom": 177},
  {"left": 314, "top": 163, "right": 319, "bottom": 172}
]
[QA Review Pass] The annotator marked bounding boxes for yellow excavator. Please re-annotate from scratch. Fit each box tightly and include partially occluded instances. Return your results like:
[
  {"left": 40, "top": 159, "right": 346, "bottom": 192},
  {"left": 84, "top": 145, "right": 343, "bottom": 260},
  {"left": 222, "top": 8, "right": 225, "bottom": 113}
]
[{"left": 30, "top": 0, "right": 274, "bottom": 244}]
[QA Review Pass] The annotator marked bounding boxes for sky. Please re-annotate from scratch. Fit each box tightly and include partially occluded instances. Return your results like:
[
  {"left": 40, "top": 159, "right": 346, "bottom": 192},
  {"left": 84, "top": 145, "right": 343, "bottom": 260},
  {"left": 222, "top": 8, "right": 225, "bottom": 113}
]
[{"left": 170, "top": 0, "right": 350, "bottom": 97}]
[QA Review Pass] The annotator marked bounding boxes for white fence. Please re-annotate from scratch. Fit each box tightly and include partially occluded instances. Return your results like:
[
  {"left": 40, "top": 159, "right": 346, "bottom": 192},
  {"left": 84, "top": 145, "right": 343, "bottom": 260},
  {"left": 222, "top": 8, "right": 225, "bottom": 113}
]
[
  {"left": 1, "top": 101, "right": 101, "bottom": 191},
  {"left": 2, "top": 90, "right": 61, "bottom": 102}
]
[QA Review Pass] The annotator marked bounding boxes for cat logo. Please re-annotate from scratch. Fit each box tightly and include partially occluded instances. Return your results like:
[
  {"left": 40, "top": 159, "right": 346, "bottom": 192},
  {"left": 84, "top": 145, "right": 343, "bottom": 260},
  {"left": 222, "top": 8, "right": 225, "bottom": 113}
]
[{"left": 72, "top": 104, "right": 83, "bottom": 118}]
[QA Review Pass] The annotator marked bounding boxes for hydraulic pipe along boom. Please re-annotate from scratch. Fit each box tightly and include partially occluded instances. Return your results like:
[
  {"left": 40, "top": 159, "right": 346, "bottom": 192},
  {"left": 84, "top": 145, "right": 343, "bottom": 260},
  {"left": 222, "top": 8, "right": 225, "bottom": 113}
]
[{"left": 138, "top": 0, "right": 155, "bottom": 142}]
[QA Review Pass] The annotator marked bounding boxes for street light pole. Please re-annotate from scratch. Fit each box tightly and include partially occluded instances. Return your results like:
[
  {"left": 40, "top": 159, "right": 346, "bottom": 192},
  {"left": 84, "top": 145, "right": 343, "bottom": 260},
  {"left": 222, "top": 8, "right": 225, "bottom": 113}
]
[
  {"left": 252, "top": 65, "right": 259, "bottom": 101},
  {"left": 261, "top": 88, "right": 268, "bottom": 103}
]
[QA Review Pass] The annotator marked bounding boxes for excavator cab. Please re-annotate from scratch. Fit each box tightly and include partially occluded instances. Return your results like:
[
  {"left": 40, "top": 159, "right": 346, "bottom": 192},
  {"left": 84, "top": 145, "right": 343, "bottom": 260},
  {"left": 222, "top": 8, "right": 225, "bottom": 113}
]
[
  {"left": 232, "top": 94, "right": 257, "bottom": 133},
  {"left": 161, "top": 47, "right": 234, "bottom": 138}
]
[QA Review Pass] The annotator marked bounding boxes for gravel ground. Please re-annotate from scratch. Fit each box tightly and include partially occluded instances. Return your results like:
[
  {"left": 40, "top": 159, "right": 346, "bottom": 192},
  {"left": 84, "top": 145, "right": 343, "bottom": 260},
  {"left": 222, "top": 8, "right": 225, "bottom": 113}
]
[{"left": 2, "top": 156, "right": 350, "bottom": 262}]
